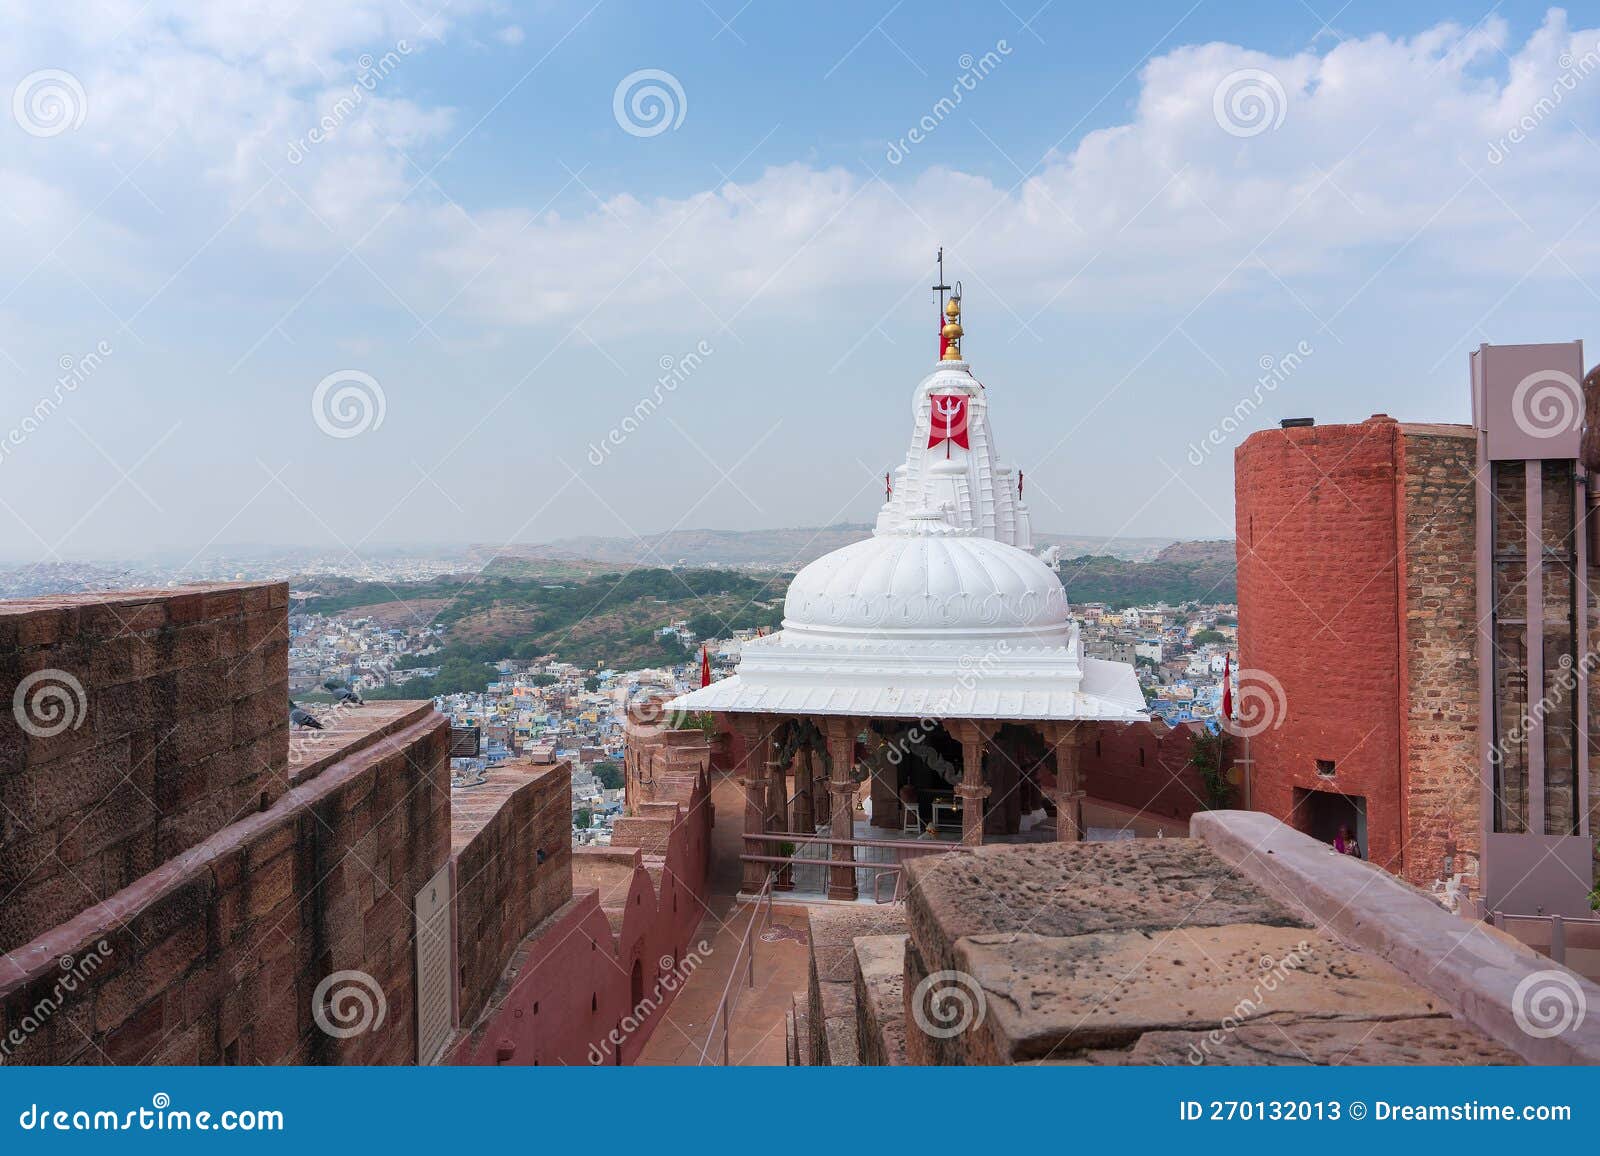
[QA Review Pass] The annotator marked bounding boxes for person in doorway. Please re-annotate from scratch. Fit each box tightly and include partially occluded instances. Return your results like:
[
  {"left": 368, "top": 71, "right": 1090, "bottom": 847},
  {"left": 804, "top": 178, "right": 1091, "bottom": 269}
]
[{"left": 1334, "top": 825, "right": 1361, "bottom": 858}]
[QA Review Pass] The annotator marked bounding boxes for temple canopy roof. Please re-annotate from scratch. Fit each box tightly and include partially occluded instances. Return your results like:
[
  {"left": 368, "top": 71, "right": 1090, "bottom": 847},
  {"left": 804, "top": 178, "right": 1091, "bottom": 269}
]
[{"left": 667, "top": 294, "right": 1146, "bottom": 725}]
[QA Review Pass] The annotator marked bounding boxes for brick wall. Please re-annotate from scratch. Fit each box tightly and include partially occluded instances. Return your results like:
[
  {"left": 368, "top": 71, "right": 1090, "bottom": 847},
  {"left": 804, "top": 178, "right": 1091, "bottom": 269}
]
[
  {"left": 1236, "top": 418, "right": 1409, "bottom": 870},
  {"left": 0, "top": 700, "right": 449, "bottom": 1065},
  {"left": 0, "top": 583, "right": 289, "bottom": 954},
  {"left": 451, "top": 762, "right": 574, "bottom": 1029},
  {"left": 1396, "top": 429, "right": 1480, "bottom": 902},
  {"left": 1235, "top": 418, "right": 1483, "bottom": 903}
]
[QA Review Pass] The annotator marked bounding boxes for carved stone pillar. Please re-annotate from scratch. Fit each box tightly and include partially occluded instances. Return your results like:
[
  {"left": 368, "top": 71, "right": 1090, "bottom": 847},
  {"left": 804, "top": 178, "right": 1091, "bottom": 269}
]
[
  {"left": 794, "top": 746, "right": 816, "bottom": 834},
  {"left": 823, "top": 717, "right": 859, "bottom": 901},
  {"left": 766, "top": 726, "right": 788, "bottom": 835},
  {"left": 984, "top": 730, "right": 1014, "bottom": 837},
  {"left": 867, "top": 734, "right": 900, "bottom": 831},
  {"left": 731, "top": 714, "right": 775, "bottom": 893},
  {"left": 951, "top": 720, "right": 994, "bottom": 847},
  {"left": 1047, "top": 722, "right": 1087, "bottom": 842}
]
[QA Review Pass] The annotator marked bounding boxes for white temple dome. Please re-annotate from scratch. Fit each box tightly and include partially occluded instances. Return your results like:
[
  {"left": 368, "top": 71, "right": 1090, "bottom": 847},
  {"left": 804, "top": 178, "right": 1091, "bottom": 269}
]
[{"left": 783, "top": 513, "right": 1071, "bottom": 644}]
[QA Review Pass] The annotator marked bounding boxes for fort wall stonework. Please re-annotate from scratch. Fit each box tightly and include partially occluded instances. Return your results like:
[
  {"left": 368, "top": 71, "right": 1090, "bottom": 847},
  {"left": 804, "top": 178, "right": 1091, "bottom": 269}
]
[{"left": 1235, "top": 419, "right": 1483, "bottom": 905}]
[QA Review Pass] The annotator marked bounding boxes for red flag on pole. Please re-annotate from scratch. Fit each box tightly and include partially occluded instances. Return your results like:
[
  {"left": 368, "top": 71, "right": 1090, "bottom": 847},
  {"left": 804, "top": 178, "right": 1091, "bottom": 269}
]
[
  {"left": 927, "top": 394, "right": 970, "bottom": 450},
  {"left": 700, "top": 646, "right": 711, "bottom": 688},
  {"left": 1221, "top": 652, "right": 1233, "bottom": 720}
]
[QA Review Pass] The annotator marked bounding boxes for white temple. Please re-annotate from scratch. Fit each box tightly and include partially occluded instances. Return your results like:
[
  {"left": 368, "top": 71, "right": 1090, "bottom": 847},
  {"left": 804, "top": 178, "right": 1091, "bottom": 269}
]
[
  {"left": 660, "top": 281, "right": 1147, "bottom": 890},
  {"left": 669, "top": 297, "right": 1145, "bottom": 725}
]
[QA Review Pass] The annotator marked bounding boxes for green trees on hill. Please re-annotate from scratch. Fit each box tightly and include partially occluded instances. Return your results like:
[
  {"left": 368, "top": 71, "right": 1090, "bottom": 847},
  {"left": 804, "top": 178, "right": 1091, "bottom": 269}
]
[
  {"left": 367, "top": 655, "right": 497, "bottom": 699},
  {"left": 302, "top": 568, "right": 789, "bottom": 673},
  {"left": 1057, "top": 543, "right": 1235, "bottom": 608}
]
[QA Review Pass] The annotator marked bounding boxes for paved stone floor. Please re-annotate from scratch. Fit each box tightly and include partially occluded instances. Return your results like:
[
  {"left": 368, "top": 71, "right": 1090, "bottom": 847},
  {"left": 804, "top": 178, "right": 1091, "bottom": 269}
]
[{"left": 636, "top": 773, "right": 811, "bottom": 1065}]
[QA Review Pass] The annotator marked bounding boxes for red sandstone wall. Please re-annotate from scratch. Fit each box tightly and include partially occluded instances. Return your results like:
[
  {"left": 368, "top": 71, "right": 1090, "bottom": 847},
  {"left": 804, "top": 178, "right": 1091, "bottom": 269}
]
[
  {"left": 0, "top": 703, "right": 450, "bottom": 1065},
  {"left": 0, "top": 583, "right": 290, "bottom": 953},
  {"left": 1235, "top": 418, "right": 1481, "bottom": 899},
  {"left": 1235, "top": 418, "right": 1408, "bottom": 871},
  {"left": 447, "top": 769, "right": 713, "bottom": 1067},
  {"left": 1081, "top": 721, "right": 1211, "bottom": 821},
  {"left": 452, "top": 764, "right": 575, "bottom": 1029}
]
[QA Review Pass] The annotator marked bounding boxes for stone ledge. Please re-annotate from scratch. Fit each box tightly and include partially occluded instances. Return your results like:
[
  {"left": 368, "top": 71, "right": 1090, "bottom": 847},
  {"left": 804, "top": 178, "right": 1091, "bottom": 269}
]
[
  {"left": 957, "top": 922, "right": 1442, "bottom": 1063},
  {"left": 288, "top": 700, "right": 437, "bottom": 787},
  {"left": 1192, "top": 809, "right": 1600, "bottom": 1065},
  {"left": 807, "top": 905, "right": 906, "bottom": 1065},
  {"left": 903, "top": 837, "right": 1304, "bottom": 950},
  {"left": 1109, "top": 1017, "right": 1522, "bottom": 1065},
  {"left": 853, "top": 933, "right": 907, "bottom": 1066},
  {"left": 0, "top": 706, "right": 447, "bottom": 998}
]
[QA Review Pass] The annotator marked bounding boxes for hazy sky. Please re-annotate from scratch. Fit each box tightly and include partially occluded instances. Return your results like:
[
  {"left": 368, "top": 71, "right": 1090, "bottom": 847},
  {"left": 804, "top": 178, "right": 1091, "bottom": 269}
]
[{"left": 2, "top": 1, "right": 1597, "bottom": 565}]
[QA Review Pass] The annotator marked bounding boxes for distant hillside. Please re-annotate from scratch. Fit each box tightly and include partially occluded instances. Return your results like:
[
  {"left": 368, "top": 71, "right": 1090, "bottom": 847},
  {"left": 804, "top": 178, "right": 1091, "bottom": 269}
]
[
  {"left": 480, "top": 525, "right": 1173, "bottom": 569},
  {"left": 1034, "top": 532, "right": 1174, "bottom": 561},
  {"left": 1057, "top": 540, "right": 1235, "bottom": 609},
  {"left": 478, "top": 526, "right": 876, "bottom": 570},
  {"left": 295, "top": 569, "right": 790, "bottom": 690}
]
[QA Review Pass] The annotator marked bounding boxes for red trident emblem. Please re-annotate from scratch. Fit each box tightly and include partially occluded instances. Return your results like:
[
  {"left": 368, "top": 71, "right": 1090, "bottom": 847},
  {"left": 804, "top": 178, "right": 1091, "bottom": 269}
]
[{"left": 927, "top": 394, "right": 970, "bottom": 451}]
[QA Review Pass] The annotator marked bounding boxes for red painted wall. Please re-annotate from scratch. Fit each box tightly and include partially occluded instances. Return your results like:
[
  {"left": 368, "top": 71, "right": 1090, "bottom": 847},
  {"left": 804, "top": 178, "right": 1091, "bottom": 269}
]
[
  {"left": 1234, "top": 417, "right": 1406, "bottom": 870},
  {"left": 448, "top": 778, "right": 712, "bottom": 1066},
  {"left": 1080, "top": 721, "right": 1211, "bottom": 821}
]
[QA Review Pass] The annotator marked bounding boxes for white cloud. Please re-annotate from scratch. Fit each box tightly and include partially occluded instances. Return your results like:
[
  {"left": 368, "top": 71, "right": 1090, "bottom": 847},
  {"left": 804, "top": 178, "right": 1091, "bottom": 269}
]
[
  {"left": 494, "top": 25, "right": 525, "bottom": 47},
  {"left": 4, "top": 5, "right": 1598, "bottom": 354},
  {"left": 416, "top": 11, "right": 1600, "bottom": 343}
]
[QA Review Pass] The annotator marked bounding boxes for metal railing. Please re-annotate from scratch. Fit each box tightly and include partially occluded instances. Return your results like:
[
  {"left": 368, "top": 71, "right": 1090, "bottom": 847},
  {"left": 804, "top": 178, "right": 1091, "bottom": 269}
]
[
  {"left": 741, "top": 831, "right": 974, "bottom": 903},
  {"left": 1491, "top": 910, "right": 1600, "bottom": 971},
  {"left": 699, "top": 871, "right": 775, "bottom": 1066}
]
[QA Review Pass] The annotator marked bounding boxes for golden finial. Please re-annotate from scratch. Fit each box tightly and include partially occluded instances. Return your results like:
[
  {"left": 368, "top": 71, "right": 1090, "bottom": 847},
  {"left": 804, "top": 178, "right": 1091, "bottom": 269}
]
[{"left": 941, "top": 292, "right": 963, "bottom": 360}]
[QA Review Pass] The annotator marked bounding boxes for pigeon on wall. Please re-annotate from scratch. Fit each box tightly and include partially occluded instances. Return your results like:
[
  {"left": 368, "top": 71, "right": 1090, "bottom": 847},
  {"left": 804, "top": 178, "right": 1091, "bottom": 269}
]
[{"left": 322, "top": 678, "right": 363, "bottom": 705}]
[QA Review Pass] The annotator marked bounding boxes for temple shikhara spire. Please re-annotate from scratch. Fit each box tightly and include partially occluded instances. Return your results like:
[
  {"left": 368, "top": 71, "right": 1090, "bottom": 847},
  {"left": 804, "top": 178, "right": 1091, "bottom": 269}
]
[{"left": 876, "top": 262, "right": 1032, "bottom": 548}]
